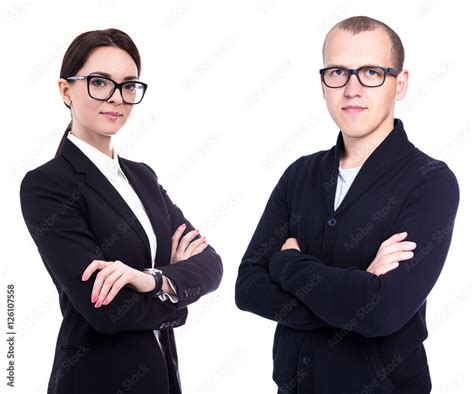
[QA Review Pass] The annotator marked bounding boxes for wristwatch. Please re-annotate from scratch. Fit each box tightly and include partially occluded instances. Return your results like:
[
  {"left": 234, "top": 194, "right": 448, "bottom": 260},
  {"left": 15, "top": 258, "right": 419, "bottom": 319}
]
[{"left": 143, "top": 268, "right": 163, "bottom": 298}]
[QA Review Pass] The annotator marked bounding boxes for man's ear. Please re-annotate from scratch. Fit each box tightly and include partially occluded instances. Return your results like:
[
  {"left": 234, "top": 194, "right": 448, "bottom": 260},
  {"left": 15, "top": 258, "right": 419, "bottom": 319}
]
[
  {"left": 320, "top": 76, "right": 326, "bottom": 100},
  {"left": 395, "top": 69, "right": 409, "bottom": 101}
]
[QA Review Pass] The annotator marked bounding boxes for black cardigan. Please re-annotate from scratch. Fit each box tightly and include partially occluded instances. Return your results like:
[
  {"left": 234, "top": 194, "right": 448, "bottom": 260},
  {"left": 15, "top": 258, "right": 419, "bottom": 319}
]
[{"left": 235, "top": 118, "right": 460, "bottom": 393}]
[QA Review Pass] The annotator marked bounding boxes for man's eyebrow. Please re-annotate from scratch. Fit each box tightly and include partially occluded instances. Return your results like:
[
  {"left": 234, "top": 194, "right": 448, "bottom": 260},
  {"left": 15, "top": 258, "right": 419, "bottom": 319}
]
[
  {"left": 89, "top": 71, "right": 139, "bottom": 81},
  {"left": 324, "top": 64, "right": 382, "bottom": 69}
]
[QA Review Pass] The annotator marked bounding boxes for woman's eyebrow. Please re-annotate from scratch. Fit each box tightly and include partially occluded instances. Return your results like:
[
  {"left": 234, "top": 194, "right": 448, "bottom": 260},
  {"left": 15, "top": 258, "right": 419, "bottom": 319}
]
[{"left": 89, "top": 71, "right": 139, "bottom": 81}]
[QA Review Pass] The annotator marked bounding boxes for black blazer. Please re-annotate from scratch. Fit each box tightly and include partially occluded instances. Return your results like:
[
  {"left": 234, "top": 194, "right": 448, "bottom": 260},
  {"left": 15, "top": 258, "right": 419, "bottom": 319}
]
[
  {"left": 235, "top": 118, "right": 460, "bottom": 393},
  {"left": 20, "top": 136, "right": 223, "bottom": 394}
]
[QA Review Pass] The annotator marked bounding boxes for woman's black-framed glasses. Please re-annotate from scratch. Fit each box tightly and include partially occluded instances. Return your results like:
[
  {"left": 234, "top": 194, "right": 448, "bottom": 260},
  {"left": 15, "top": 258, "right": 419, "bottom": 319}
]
[
  {"left": 66, "top": 75, "right": 148, "bottom": 104},
  {"left": 319, "top": 66, "right": 400, "bottom": 88}
]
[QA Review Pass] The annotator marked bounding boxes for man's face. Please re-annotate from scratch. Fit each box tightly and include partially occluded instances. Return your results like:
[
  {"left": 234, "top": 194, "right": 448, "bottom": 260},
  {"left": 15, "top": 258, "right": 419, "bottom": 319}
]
[{"left": 321, "top": 28, "right": 408, "bottom": 138}]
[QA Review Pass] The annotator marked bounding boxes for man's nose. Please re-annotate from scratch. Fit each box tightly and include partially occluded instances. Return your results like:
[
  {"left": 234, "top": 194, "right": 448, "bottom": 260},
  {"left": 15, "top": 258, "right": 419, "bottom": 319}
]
[{"left": 344, "top": 73, "right": 364, "bottom": 96}]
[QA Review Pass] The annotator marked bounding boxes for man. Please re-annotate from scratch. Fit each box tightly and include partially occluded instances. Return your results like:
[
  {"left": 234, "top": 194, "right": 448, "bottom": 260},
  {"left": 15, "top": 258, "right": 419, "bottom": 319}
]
[{"left": 235, "top": 16, "right": 459, "bottom": 393}]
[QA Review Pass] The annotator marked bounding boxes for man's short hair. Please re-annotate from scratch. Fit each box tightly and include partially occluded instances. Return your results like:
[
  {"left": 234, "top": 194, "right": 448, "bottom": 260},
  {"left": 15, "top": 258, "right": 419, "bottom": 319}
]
[{"left": 323, "top": 16, "right": 405, "bottom": 71}]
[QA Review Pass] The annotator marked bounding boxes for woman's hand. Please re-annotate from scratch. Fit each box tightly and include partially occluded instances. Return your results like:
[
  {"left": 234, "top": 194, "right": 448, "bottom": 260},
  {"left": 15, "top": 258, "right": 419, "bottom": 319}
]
[
  {"left": 82, "top": 260, "right": 155, "bottom": 308},
  {"left": 366, "top": 232, "right": 417, "bottom": 276},
  {"left": 281, "top": 237, "right": 301, "bottom": 252},
  {"left": 170, "top": 223, "right": 208, "bottom": 264}
]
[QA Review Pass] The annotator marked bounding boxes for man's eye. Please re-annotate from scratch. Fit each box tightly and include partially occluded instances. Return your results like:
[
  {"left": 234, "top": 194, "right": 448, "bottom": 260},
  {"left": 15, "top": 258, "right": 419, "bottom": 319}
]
[
  {"left": 365, "top": 68, "right": 382, "bottom": 77},
  {"left": 331, "top": 68, "right": 346, "bottom": 76}
]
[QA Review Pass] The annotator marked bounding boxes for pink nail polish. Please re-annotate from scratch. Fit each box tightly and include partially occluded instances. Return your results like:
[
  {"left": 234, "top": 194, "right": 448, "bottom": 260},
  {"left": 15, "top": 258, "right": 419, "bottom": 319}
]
[
  {"left": 103, "top": 298, "right": 109, "bottom": 305},
  {"left": 91, "top": 295, "right": 97, "bottom": 303},
  {"left": 95, "top": 301, "right": 101, "bottom": 308},
  {"left": 82, "top": 274, "right": 88, "bottom": 281}
]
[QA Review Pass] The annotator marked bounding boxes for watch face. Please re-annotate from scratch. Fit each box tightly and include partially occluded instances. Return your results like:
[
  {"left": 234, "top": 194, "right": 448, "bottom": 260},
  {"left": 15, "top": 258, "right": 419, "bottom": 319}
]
[{"left": 144, "top": 268, "right": 160, "bottom": 275}]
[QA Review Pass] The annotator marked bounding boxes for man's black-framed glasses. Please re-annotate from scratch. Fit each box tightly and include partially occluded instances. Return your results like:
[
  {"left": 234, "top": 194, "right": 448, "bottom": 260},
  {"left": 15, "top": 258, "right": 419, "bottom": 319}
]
[
  {"left": 66, "top": 75, "right": 148, "bottom": 104},
  {"left": 319, "top": 66, "right": 400, "bottom": 88}
]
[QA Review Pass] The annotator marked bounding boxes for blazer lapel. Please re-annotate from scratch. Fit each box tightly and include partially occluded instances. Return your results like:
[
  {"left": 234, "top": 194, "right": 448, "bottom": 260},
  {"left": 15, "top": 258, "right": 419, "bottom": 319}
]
[
  {"left": 321, "top": 118, "right": 416, "bottom": 216},
  {"left": 118, "top": 158, "right": 172, "bottom": 268},
  {"left": 60, "top": 138, "right": 153, "bottom": 266}
]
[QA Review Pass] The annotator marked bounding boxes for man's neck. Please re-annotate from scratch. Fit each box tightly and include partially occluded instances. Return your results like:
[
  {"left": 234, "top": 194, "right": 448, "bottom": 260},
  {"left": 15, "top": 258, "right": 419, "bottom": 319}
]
[{"left": 339, "top": 117, "right": 395, "bottom": 169}]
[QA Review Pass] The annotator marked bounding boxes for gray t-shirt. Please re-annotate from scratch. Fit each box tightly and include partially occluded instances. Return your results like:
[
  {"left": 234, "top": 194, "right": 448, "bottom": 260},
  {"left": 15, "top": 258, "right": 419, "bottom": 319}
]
[{"left": 334, "top": 165, "right": 362, "bottom": 210}]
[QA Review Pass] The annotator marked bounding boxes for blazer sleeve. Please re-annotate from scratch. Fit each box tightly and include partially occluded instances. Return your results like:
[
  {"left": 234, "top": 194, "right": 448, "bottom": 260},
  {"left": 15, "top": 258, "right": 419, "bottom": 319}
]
[
  {"left": 235, "top": 162, "right": 333, "bottom": 331},
  {"left": 19, "top": 169, "right": 187, "bottom": 335},
  {"left": 268, "top": 165, "right": 460, "bottom": 337},
  {"left": 141, "top": 163, "right": 223, "bottom": 309}
]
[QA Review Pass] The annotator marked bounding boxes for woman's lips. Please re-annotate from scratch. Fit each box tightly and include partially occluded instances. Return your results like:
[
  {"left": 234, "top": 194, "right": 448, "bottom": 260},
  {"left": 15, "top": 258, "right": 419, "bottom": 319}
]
[
  {"left": 342, "top": 106, "right": 366, "bottom": 114},
  {"left": 101, "top": 112, "right": 122, "bottom": 121}
]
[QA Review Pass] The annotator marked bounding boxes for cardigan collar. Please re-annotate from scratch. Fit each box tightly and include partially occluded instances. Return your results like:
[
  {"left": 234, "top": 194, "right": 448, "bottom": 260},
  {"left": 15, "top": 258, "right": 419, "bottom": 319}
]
[{"left": 322, "top": 118, "right": 416, "bottom": 216}]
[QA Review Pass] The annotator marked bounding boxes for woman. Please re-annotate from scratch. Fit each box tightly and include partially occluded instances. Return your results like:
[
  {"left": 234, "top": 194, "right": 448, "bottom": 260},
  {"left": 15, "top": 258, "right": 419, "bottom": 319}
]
[{"left": 20, "top": 28, "right": 223, "bottom": 394}]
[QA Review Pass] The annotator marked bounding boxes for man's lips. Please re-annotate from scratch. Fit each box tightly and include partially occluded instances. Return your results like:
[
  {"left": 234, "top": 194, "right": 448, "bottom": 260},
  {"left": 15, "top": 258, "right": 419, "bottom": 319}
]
[
  {"left": 100, "top": 112, "right": 123, "bottom": 120},
  {"left": 342, "top": 106, "right": 366, "bottom": 113}
]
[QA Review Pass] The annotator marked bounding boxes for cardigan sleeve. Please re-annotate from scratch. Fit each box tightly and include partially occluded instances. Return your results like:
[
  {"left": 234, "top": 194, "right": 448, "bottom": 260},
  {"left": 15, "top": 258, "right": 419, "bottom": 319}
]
[
  {"left": 268, "top": 165, "right": 460, "bottom": 337},
  {"left": 20, "top": 169, "right": 187, "bottom": 335},
  {"left": 235, "top": 162, "right": 333, "bottom": 331},
  {"left": 141, "top": 163, "right": 223, "bottom": 309}
]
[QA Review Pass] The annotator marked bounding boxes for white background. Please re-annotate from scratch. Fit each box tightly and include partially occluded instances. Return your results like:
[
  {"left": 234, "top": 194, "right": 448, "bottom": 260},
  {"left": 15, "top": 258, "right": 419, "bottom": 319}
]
[{"left": 1, "top": 0, "right": 472, "bottom": 393}]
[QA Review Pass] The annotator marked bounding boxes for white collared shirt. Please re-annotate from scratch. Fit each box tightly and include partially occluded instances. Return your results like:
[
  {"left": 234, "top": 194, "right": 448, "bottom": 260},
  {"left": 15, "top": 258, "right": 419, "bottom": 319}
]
[{"left": 66, "top": 132, "right": 177, "bottom": 352}]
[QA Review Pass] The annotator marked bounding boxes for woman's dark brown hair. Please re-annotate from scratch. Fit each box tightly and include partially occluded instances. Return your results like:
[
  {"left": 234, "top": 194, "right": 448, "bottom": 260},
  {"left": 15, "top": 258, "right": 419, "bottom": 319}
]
[{"left": 55, "top": 28, "right": 141, "bottom": 157}]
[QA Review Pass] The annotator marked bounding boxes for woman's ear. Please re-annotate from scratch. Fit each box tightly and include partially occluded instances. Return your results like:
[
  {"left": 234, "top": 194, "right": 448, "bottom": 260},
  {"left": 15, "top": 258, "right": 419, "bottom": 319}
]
[{"left": 58, "top": 78, "right": 72, "bottom": 106}]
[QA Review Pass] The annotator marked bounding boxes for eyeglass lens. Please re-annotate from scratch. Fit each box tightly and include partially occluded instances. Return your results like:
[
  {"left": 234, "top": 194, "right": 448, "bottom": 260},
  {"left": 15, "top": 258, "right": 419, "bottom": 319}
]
[
  {"left": 89, "top": 77, "right": 146, "bottom": 104},
  {"left": 323, "top": 67, "right": 386, "bottom": 87}
]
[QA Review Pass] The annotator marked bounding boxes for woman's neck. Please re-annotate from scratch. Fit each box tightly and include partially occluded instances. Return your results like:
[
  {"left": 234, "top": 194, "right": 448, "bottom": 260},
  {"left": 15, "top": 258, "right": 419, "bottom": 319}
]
[{"left": 70, "top": 128, "right": 115, "bottom": 159}]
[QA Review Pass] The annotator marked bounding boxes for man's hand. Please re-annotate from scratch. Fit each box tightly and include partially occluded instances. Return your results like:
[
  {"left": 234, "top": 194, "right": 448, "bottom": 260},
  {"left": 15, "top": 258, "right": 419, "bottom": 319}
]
[
  {"left": 281, "top": 237, "right": 301, "bottom": 252},
  {"left": 366, "top": 232, "right": 417, "bottom": 276}
]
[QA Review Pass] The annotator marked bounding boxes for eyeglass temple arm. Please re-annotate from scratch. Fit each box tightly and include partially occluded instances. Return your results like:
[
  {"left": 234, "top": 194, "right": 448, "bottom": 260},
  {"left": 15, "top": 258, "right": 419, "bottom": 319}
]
[{"left": 65, "top": 76, "right": 87, "bottom": 81}]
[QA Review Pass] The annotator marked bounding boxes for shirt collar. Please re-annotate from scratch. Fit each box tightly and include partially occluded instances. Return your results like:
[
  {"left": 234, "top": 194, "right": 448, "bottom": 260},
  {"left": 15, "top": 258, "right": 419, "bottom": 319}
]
[{"left": 66, "top": 132, "right": 129, "bottom": 183}]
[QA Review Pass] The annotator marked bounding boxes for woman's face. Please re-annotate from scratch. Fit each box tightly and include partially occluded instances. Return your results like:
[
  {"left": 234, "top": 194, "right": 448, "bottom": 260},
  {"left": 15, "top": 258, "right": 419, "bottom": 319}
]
[{"left": 59, "top": 46, "right": 139, "bottom": 139}]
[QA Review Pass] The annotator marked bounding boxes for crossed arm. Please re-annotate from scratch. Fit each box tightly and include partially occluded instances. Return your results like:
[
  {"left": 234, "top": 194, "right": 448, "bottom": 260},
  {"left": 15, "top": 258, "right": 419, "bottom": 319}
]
[
  {"left": 235, "top": 165, "right": 459, "bottom": 337},
  {"left": 20, "top": 165, "right": 223, "bottom": 334}
]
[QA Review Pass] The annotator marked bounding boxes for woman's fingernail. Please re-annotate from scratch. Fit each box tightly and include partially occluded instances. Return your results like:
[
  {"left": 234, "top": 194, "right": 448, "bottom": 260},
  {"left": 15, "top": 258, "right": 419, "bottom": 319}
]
[
  {"left": 180, "top": 224, "right": 186, "bottom": 228},
  {"left": 103, "top": 298, "right": 109, "bottom": 305},
  {"left": 91, "top": 295, "right": 97, "bottom": 303},
  {"left": 82, "top": 274, "right": 88, "bottom": 281},
  {"left": 95, "top": 300, "right": 101, "bottom": 308}
]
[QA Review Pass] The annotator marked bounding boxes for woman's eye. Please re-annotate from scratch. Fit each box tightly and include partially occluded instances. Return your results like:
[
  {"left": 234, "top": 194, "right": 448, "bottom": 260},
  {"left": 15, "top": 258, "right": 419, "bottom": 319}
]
[
  {"left": 124, "top": 83, "right": 137, "bottom": 92},
  {"left": 91, "top": 78, "right": 107, "bottom": 87}
]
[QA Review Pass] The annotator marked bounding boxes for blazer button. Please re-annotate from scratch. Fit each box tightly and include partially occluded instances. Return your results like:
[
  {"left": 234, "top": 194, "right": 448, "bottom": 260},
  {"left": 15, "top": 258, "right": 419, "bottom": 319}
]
[
  {"left": 302, "top": 355, "right": 311, "bottom": 365},
  {"left": 327, "top": 218, "right": 337, "bottom": 227}
]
